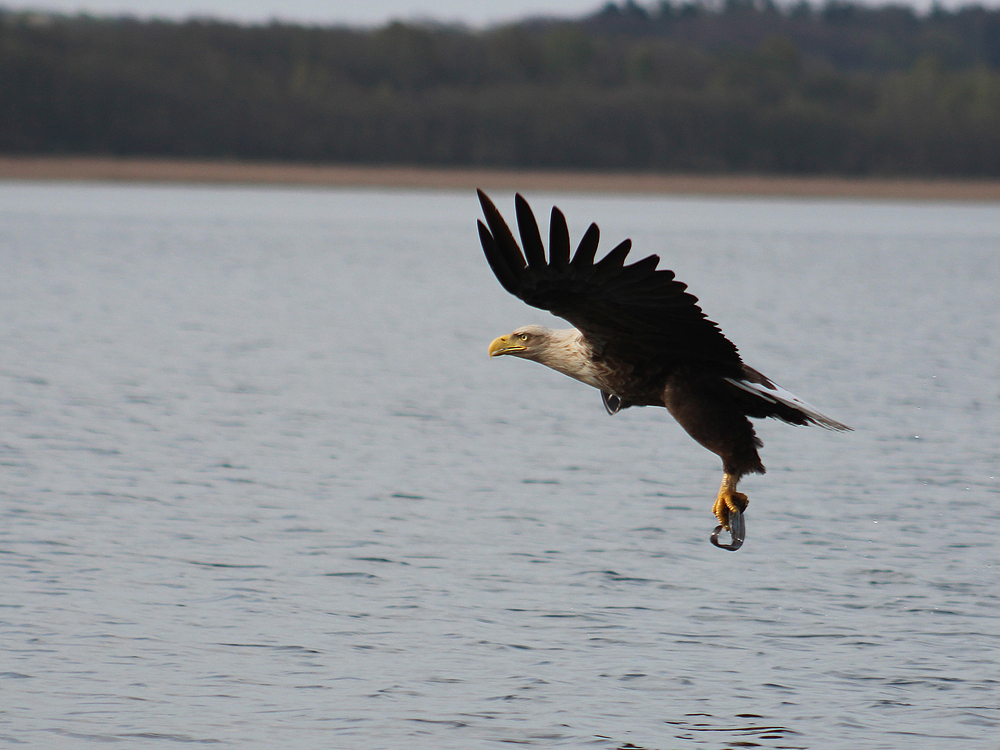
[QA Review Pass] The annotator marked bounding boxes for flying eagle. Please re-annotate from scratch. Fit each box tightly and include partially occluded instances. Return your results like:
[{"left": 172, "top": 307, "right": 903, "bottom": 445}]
[{"left": 477, "top": 190, "right": 849, "bottom": 551}]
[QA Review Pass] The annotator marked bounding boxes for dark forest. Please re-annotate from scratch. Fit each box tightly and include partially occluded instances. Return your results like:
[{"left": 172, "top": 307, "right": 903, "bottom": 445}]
[{"left": 2, "top": 0, "right": 1000, "bottom": 175}]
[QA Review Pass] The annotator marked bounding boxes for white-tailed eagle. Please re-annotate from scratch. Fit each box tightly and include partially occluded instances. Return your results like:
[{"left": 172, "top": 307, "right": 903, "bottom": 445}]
[{"left": 477, "top": 190, "right": 849, "bottom": 551}]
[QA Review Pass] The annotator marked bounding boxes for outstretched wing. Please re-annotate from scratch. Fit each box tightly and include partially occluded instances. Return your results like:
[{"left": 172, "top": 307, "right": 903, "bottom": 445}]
[{"left": 477, "top": 189, "right": 743, "bottom": 371}]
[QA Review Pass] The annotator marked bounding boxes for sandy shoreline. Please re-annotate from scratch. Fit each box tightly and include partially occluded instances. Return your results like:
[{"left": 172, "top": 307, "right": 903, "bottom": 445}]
[{"left": 3, "top": 155, "right": 1000, "bottom": 202}]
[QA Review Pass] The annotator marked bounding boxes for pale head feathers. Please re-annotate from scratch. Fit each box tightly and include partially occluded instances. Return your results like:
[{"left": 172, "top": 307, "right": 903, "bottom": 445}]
[{"left": 489, "top": 325, "right": 606, "bottom": 390}]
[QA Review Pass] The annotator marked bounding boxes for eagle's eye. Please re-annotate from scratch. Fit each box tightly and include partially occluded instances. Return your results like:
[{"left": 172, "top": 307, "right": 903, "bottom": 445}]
[{"left": 518, "top": 333, "right": 529, "bottom": 341}]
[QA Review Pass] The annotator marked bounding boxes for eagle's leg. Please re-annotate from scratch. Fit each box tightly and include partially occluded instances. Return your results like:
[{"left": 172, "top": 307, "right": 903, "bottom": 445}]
[
  {"left": 712, "top": 472, "right": 748, "bottom": 530},
  {"left": 710, "top": 472, "right": 749, "bottom": 551},
  {"left": 661, "top": 372, "right": 762, "bottom": 550}
]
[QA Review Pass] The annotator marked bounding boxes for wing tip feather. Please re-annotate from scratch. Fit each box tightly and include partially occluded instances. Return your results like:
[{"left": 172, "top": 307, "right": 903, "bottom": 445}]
[{"left": 478, "top": 218, "right": 522, "bottom": 295}]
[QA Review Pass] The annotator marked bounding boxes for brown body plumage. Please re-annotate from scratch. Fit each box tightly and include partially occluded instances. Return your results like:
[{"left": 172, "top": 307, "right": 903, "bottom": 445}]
[{"left": 478, "top": 191, "right": 849, "bottom": 550}]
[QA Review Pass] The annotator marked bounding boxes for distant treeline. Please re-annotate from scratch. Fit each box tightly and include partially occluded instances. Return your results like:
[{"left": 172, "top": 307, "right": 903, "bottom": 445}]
[{"left": 2, "top": 1, "right": 1000, "bottom": 175}]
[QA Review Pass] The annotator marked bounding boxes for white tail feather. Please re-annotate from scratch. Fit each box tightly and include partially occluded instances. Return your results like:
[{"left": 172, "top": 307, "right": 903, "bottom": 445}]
[{"left": 725, "top": 377, "right": 851, "bottom": 431}]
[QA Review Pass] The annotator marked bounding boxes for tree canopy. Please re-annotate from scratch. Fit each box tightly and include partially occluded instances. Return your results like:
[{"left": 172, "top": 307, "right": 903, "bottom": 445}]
[{"left": 2, "top": 1, "right": 1000, "bottom": 175}]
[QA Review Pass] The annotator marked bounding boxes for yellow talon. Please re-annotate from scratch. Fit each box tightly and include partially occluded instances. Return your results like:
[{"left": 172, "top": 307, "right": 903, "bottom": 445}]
[{"left": 713, "top": 473, "right": 749, "bottom": 531}]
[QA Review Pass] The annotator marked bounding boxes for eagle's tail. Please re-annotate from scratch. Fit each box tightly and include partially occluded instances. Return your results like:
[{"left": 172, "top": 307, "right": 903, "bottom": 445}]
[{"left": 725, "top": 367, "right": 851, "bottom": 432}]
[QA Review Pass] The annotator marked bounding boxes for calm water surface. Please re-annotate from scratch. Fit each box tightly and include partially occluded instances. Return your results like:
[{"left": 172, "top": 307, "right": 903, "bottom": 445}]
[{"left": 1, "top": 183, "right": 998, "bottom": 749}]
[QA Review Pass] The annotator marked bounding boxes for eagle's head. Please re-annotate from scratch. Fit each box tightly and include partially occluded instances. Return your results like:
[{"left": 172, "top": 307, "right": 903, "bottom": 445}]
[{"left": 488, "top": 325, "right": 552, "bottom": 361}]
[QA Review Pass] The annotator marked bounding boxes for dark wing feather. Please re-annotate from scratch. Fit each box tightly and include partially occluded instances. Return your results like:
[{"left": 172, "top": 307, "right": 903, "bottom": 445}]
[
  {"left": 515, "top": 194, "right": 547, "bottom": 269},
  {"left": 477, "top": 189, "right": 742, "bottom": 370},
  {"left": 572, "top": 223, "right": 600, "bottom": 268},
  {"left": 548, "top": 205, "right": 572, "bottom": 269},
  {"left": 478, "top": 221, "right": 521, "bottom": 295}
]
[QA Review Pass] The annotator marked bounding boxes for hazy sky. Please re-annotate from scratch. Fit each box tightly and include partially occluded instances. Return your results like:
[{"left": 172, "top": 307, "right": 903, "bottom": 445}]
[
  {"left": 5, "top": 0, "right": 614, "bottom": 26},
  {"left": 4, "top": 0, "right": 992, "bottom": 26}
]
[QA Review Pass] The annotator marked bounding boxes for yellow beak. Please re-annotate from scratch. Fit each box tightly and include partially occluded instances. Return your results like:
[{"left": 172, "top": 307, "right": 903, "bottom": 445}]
[{"left": 489, "top": 334, "right": 525, "bottom": 357}]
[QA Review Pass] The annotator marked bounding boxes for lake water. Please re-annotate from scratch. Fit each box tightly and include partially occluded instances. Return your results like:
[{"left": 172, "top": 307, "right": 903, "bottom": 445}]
[{"left": 1, "top": 182, "right": 998, "bottom": 749}]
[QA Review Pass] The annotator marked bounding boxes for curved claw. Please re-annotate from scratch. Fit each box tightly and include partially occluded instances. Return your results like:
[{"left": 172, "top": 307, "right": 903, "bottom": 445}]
[{"left": 710, "top": 510, "right": 745, "bottom": 551}]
